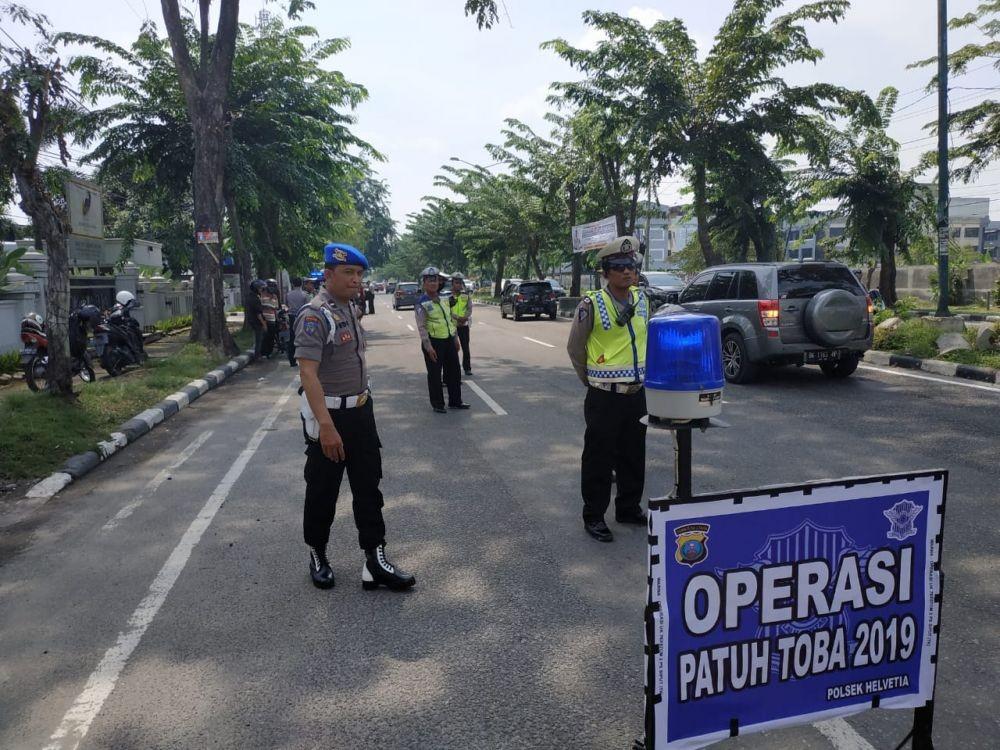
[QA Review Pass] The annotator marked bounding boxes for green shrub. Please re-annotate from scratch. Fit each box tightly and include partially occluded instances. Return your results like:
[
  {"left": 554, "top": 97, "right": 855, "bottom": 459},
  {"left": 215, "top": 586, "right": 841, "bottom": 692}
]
[
  {"left": 153, "top": 314, "right": 193, "bottom": 333},
  {"left": 0, "top": 349, "right": 19, "bottom": 375},
  {"left": 892, "top": 296, "right": 921, "bottom": 317},
  {"left": 873, "top": 319, "right": 939, "bottom": 358},
  {"left": 873, "top": 309, "right": 895, "bottom": 326}
]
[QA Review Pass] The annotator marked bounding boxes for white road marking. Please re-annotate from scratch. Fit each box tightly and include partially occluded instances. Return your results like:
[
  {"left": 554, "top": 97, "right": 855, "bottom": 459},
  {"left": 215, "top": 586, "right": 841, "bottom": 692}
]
[
  {"left": 43, "top": 384, "right": 296, "bottom": 750},
  {"left": 858, "top": 364, "right": 1000, "bottom": 393},
  {"left": 101, "top": 430, "right": 214, "bottom": 532},
  {"left": 523, "top": 336, "right": 555, "bottom": 349},
  {"left": 396, "top": 314, "right": 403, "bottom": 320},
  {"left": 477, "top": 321, "right": 489, "bottom": 326},
  {"left": 464, "top": 379, "right": 507, "bottom": 416},
  {"left": 813, "top": 718, "right": 877, "bottom": 750},
  {"left": 406, "top": 323, "right": 415, "bottom": 332}
]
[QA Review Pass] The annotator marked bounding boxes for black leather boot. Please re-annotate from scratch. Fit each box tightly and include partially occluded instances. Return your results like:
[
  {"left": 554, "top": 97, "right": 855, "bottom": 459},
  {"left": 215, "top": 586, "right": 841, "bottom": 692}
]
[
  {"left": 362, "top": 545, "right": 416, "bottom": 591},
  {"left": 309, "top": 547, "right": 335, "bottom": 589}
]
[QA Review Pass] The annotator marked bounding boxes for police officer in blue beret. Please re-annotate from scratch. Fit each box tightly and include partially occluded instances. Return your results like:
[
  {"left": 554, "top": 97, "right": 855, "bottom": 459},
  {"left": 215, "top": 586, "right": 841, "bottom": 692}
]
[{"left": 294, "top": 242, "right": 416, "bottom": 592}]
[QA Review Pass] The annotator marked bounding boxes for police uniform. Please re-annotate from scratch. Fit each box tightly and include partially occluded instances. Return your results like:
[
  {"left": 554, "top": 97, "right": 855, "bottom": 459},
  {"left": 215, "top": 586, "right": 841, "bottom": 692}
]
[
  {"left": 449, "top": 274, "right": 474, "bottom": 375},
  {"left": 566, "top": 237, "right": 650, "bottom": 542},
  {"left": 414, "top": 267, "right": 469, "bottom": 413},
  {"left": 295, "top": 242, "right": 415, "bottom": 591}
]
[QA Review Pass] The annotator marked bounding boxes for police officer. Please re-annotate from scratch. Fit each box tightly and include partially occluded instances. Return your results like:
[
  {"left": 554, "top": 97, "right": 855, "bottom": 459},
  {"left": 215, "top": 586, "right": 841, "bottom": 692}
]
[
  {"left": 449, "top": 272, "right": 474, "bottom": 376},
  {"left": 295, "top": 242, "right": 416, "bottom": 591},
  {"left": 415, "top": 266, "right": 470, "bottom": 413},
  {"left": 285, "top": 276, "right": 311, "bottom": 368},
  {"left": 566, "top": 237, "right": 650, "bottom": 543}
]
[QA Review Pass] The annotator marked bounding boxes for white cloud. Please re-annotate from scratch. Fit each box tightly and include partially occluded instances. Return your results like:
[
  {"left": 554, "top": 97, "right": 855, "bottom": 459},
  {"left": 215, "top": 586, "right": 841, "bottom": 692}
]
[
  {"left": 627, "top": 6, "right": 667, "bottom": 28},
  {"left": 498, "top": 84, "right": 552, "bottom": 129}
]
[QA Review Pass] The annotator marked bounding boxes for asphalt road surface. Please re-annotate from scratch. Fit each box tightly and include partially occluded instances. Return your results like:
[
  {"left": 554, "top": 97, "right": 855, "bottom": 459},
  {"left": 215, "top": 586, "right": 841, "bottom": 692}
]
[{"left": 1, "top": 299, "right": 997, "bottom": 749}]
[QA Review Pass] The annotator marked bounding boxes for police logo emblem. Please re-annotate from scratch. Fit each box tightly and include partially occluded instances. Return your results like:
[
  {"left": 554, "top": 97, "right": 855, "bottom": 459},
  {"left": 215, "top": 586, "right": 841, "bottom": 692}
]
[
  {"left": 674, "top": 523, "right": 709, "bottom": 566},
  {"left": 302, "top": 315, "right": 321, "bottom": 336},
  {"left": 621, "top": 238, "right": 632, "bottom": 253},
  {"left": 333, "top": 248, "right": 347, "bottom": 262},
  {"left": 883, "top": 499, "right": 922, "bottom": 541}
]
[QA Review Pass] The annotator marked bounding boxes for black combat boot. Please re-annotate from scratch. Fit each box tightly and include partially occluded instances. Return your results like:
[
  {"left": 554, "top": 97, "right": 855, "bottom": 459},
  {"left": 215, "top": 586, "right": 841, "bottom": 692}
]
[
  {"left": 309, "top": 547, "right": 335, "bottom": 589},
  {"left": 362, "top": 545, "right": 416, "bottom": 591}
]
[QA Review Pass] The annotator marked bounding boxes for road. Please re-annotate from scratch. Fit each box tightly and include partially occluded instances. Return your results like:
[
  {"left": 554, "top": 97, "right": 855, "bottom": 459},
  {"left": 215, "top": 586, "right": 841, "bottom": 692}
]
[{"left": 1, "top": 298, "right": 997, "bottom": 749}]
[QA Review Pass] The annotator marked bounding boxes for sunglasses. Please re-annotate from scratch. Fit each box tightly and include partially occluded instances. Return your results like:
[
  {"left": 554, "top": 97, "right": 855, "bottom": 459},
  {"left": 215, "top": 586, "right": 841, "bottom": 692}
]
[{"left": 607, "top": 261, "right": 638, "bottom": 271}]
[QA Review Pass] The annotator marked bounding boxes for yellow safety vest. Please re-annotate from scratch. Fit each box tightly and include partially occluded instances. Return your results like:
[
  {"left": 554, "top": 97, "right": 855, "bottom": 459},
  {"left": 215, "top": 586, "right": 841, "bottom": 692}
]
[
  {"left": 584, "top": 287, "right": 648, "bottom": 385},
  {"left": 421, "top": 296, "right": 456, "bottom": 339},
  {"left": 451, "top": 293, "right": 471, "bottom": 321}
]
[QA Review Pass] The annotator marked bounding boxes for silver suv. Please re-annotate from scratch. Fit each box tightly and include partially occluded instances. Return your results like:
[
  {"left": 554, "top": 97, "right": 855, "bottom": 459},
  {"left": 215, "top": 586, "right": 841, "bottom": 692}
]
[{"left": 668, "top": 262, "right": 873, "bottom": 383}]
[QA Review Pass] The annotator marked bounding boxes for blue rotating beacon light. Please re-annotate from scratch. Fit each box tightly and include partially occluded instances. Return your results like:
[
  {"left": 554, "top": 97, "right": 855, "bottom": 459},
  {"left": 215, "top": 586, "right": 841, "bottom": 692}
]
[{"left": 644, "top": 312, "right": 724, "bottom": 422}]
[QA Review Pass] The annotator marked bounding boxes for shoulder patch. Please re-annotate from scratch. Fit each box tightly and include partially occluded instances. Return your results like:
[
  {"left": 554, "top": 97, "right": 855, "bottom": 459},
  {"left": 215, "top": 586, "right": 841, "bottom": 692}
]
[
  {"left": 302, "top": 315, "right": 321, "bottom": 336},
  {"left": 578, "top": 305, "right": 589, "bottom": 321}
]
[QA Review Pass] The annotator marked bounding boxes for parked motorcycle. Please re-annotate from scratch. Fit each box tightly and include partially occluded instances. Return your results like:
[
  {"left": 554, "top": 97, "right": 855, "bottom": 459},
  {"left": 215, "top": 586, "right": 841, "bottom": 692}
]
[
  {"left": 99, "top": 291, "right": 147, "bottom": 376},
  {"left": 19, "top": 306, "right": 100, "bottom": 392}
]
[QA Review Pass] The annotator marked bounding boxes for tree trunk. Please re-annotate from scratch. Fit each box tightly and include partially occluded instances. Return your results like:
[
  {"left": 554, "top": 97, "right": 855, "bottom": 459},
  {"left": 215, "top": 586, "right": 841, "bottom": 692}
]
[
  {"left": 692, "top": 161, "right": 722, "bottom": 267},
  {"left": 224, "top": 186, "right": 253, "bottom": 332},
  {"left": 598, "top": 155, "right": 626, "bottom": 236},
  {"left": 13, "top": 169, "right": 73, "bottom": 396},
  {"left": 493, "top": 250, "right": 507, "bottom": 297},
  {"left": 878, "top": 239, "right": 898, "bottom": 307},
  {"left": 626, "top": 167, "right": 642, "bottom": 236},
  {"left": 568, "top": 186, "right": 581, "bottom": 297},
  {"left": 528, "top": 238, "right": 544, "bottom": 279}
]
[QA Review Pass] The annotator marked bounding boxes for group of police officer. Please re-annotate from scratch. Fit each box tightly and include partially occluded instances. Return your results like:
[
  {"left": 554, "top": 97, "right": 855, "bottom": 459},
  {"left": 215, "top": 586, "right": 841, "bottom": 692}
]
[{"left": 291, "top": 235, "right": 648, "bottom": 593}]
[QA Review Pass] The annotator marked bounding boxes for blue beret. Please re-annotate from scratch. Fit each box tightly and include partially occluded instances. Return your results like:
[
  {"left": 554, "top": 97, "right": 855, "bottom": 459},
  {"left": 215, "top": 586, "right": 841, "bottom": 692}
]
[{"left": 324, "top": 243, "right": 368, "bottom": 269}]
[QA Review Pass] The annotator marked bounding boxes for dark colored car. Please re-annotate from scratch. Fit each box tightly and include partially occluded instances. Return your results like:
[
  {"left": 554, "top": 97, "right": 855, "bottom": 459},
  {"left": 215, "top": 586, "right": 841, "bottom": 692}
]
[
  {"left": 500, "top": 280, "right": 557, "bottom": 321},
  {"left": 640, "top": 271, "right": 685, "bottom": 309},
  {"left": 666, "top": 262, "right": 873, "bottom": 383},
  {"left": 392, "top": 282, "right": 420, "bottom": 310}
]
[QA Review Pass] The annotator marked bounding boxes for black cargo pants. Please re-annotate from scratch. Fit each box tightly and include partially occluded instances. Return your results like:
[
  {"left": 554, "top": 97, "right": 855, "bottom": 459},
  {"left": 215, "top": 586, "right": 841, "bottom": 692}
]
[
  {"left": 581, "top": 386, "right": 647, "bottom": 523},
  {"left": 422, "top": 336, "right": 462, "bottom": 408},
  {"left": 303, "top": 398, "right": 386, "bottom": 552}
]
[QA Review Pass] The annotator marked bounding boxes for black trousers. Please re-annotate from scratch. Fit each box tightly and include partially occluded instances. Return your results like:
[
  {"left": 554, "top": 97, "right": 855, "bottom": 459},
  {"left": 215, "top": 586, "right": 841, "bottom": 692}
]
[
  {"left": 287, "top": 314, "right": 298, "bottom": 365},
  {"left": 262, "top": 322, "right": 277, "bottom": 357},
  {"left": 422, "top": 337, "right": 462, "bottom": 408},
  {"left": 366, "top": 295, "right": 375, "bottom": 314},
  {"left": 457, "top": 325, "right": 471, "bottom": 373},
  {"left": 581, "top": 386, "right": 647, "bottom": 523},
  {"left": 252, "top": 326, "right": 265, "bottom": 359},
  {"left": 303, "top": 399, "right": 386, "bottom": 552}
]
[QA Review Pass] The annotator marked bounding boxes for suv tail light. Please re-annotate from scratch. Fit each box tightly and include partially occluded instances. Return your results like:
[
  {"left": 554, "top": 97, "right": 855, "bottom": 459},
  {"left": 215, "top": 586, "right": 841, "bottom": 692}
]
[
  {"left": 758, "top": 299, "right": 780, "bottom": 328},
  {"left": 516, "top": 294, "right": 525, "bottom": 302},
  {"left": 547, "top": 292, "right": 556, "bottom": 300},
  {"left": 866, "top": 295, "right": 874, "bottom": 319}
]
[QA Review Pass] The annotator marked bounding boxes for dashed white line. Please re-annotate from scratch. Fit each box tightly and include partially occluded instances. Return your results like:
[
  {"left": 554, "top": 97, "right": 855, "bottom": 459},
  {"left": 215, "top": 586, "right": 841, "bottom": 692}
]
[
  {"left": 406, "top": 323, "right": 415, "bottom": 332},
  {"left": 396, "top": 314, "right": 403, "bottom": 320},
  {"left": 101, "top": 430, "right": 214, "bottom": 532},
  {"left": 813, "top": 718, "right": 877, "bottom": 750},
  {"left": 43, "top": 384, "right": 296, "bottom": 750},
  {"left": 464, "top": 379, "right": 507, "bottom": 415},
  {"left": 858, "top": 364, "right": 1000, "bottom": 393},
  {"left": 522, "top": 336, "right": 555, "bottom": 349}
]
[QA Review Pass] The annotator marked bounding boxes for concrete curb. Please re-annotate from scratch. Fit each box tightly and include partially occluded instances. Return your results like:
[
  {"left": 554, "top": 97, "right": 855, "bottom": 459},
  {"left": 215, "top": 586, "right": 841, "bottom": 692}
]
[
  {"left": 24, "top": 351, "right": 254, "bottom": 500},
  {"left": 863, "top": 350, "right": 997, "bottom": 384}
]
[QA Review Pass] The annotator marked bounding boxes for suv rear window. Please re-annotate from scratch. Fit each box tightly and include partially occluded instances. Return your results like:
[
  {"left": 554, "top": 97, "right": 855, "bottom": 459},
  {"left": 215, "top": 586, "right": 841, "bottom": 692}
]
[
  {"left": 398, "top": 283, "right": 418, "bottom": 292},
  {"left": 519, "top": 282, "right": 552, "bottom": 294},
  {"left": 777, "top": 265, "right": 863, "bottom": 299}
]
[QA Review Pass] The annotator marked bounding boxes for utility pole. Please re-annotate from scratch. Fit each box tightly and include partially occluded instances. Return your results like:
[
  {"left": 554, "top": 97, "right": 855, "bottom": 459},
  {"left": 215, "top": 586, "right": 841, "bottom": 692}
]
[{"left": 936, "top": 0, "right": 951, "bottom": 316}]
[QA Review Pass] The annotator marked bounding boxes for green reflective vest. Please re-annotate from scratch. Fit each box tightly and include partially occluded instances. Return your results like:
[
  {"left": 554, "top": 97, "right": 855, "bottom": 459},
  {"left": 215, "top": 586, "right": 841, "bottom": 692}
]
[
  {"left": 451, "top": 293, "right": 471, "bottom": 321},
  {"left": 583, "top": 287, "right": 648, "bottom": 385},
  {"left": 421, "top": 296, "right": 456, "bottom": 339}
]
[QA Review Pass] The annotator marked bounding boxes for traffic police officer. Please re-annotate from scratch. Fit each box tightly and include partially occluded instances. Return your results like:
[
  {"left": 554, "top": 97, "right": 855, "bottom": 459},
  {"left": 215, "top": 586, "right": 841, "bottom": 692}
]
[
  {"left": 295, "top": 242, "right": 416, "bottom": 591},
  {"left": 566, "top": 237, "right": 650, "bottom": 542},
  {"left": 415, "top": 266, "right": 470, "bottom": 413},
  {"left": 449, "top": 272, "right": 474, "bottom": 376}
]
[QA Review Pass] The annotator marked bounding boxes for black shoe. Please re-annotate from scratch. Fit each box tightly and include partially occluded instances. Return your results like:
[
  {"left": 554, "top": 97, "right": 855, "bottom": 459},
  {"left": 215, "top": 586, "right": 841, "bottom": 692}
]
[
  {"left": 615, "top": 508, "right": 648, "bottom": 525},
  {"left": 362, "top": 545, "right": 415, "bottom": 591},
  {"left": 309, "top": 547, "right": 335, "bottom": 589},
  {"left": 289, "top": 362, "right": 298, "bottom": 368},
  {"left": 464, "top": 370, "right": 473, "bottom": 376},
  {"left": 584, "top": 519, "right": 614, "bottom": 543},
  {"left": 432, "top": 406, "right": 447, "bottom": 414},
  {"left": 448, "top": 402, "right": 471, "bottom": 409}
]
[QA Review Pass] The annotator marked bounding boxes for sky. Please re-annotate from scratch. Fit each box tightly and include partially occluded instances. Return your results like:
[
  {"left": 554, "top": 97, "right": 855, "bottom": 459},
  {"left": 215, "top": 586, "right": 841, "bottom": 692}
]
[{"left": 5, "top": 0, "right": 1000, "bottom": 232}]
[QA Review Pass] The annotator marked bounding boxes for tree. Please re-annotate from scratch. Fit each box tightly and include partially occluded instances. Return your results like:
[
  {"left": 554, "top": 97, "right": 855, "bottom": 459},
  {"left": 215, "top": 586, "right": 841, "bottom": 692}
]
[
  {"left": 545, "top": 3, "right": 867, "bottom": 267},
  {"left": 159, "top": 0, "right": 240, "bottom": 354},
  {"left": 464, "top": 0, "right": 499, "bottom": 30},
  {"left": 791, "top": 88, "right": 931, "bottom": 306},
  {"left": 0, "top": 3, "right": 82, "bottom": 395},
  {"left": 349, "top": 175, "right": 396, "bottom": 269}
]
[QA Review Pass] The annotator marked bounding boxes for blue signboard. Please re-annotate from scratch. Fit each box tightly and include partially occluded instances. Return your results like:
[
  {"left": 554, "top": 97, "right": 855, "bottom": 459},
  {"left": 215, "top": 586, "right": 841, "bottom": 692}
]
[{"left": 646, "top": 471, "right": 946, "bottom": 749}]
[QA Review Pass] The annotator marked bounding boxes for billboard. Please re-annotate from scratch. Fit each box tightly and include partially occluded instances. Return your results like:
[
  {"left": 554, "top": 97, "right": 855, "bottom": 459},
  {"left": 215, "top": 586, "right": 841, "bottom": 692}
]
[
  {"left": 65, "top": 178, "right": 104, "bottom": 239},
  {"left": 646, "top": 471, "right": 946, "bottom": 750},
  {"left": 571, "top": 215, "right": 620, "bottom": 253}
]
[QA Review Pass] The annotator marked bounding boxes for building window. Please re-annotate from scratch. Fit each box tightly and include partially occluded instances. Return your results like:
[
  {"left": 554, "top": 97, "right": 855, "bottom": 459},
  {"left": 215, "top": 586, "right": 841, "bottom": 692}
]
[
  {"left": 787, "top": 229, "right": 801, "bottom": 241},
  {"left": 964, "top": 226, "right": 980, "bottom": 239},
  {"left": 829, "top": 227, "right": 845, "bottom": 238}
]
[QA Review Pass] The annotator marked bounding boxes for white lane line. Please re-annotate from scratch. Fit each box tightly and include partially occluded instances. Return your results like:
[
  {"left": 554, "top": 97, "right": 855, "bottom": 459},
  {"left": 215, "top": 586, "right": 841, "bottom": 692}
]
[
  {"left": 858, "top": 364, "right": 1000, "bottom": 393},
  {"left": 523, "top": 336, "right": 555, "bottom": 349},
  {"left": 396, "top": 314, "right": 403, "bottom": 320},
  {"left": 477, "top": 321, "right": 488, "bottom": 326},
  {"left": 813, "top": 718, "right": 877, "bottom": 750},
  {"left": 101, "top": 430, "right": 214, "bottom": 532},
  {"left": 464, "top": 379, "right": 507, "bottom": 416},
  {"left": 406, "top": 323, "right": 415, "bottom": 332},
  {"left": 44, "top": 384, "right": 296, "bottom": 750}
]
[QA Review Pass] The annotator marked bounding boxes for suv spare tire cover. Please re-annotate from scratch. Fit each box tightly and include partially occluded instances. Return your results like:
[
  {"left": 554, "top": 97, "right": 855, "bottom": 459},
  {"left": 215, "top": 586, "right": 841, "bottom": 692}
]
[{"left": 803, "top": 289, "right": 864, "bottom": 347}]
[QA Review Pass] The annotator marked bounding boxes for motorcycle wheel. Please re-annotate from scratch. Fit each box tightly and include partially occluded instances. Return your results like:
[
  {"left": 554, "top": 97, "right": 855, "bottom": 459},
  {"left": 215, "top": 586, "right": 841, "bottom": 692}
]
[
  {"left": 25, "top": 354, "right": 48, "bottom": 392},
  {"left": 101, "top": 350, "right": 121, "bottom": 377},
  {"left": 78, "top": 364, "right": 96, "bottom": 383}
]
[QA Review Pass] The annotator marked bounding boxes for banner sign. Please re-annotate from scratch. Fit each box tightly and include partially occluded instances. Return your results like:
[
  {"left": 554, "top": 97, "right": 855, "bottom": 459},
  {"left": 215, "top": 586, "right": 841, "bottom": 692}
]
[
  {"left": 571, "top": 215, "right": 619, "bottom": 253},
  {"left": 646, "top": 471, "right": 946, "bottom": 750},
  {"left": 65, "top": 178, "right": 104, "bottom": 239}
]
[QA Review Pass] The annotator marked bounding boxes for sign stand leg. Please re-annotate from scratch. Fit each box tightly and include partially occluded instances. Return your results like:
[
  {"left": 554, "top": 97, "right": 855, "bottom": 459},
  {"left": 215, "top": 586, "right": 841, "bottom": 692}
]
[{"left": 911, "top": 702, "right": 934, "bottom": 749}]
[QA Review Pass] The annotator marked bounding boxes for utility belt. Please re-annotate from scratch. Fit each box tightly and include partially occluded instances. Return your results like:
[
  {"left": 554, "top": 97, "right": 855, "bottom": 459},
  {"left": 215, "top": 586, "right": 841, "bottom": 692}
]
[
  {"left": 589, "top": 382, "right": 644, "bottom": 395},
  {"left": 299, "top": 386, "right": 370, "bottom": 441}
]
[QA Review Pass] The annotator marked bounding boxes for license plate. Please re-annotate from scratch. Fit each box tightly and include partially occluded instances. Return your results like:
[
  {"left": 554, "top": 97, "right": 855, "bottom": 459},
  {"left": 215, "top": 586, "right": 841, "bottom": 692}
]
[
  {"left": 806, "top": 349, "right": 843, "bottom": 364},
  {"left": 20, "top": 347, "right": 36, "bottom": 364}
]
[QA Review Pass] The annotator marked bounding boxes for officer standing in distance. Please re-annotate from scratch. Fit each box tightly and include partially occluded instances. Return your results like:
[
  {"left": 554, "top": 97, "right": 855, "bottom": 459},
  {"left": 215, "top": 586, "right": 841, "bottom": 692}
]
[
  {"left": 295, "top": 242, "right": 415, "bottom": 591},
  {"left": 415, "top": 266, "right": 470, "bottom": 413},
  {"left": 566, "top": 237, "right": 650, "bottom": 543},
  {"left": 449, "top": 272, "right": 474, "bottom": 376},
  {"left": 285, "top": 276, "right": 311, "bottom": 368}
]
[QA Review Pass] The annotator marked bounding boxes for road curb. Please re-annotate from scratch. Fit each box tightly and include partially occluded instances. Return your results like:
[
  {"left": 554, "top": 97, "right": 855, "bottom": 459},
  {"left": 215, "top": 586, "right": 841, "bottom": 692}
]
[
  {"left": 863, "top": 350, "right": 997, "bottom": 384},
  {"left": 23, "top": 351, "right": 254, "bottom": 500}
]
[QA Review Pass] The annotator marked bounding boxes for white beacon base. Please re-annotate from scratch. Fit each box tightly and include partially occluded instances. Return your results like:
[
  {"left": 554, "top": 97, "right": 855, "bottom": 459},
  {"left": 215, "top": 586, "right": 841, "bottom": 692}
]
[{"left": 646, "top": 387, "right": 724, "bottom": 421}]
